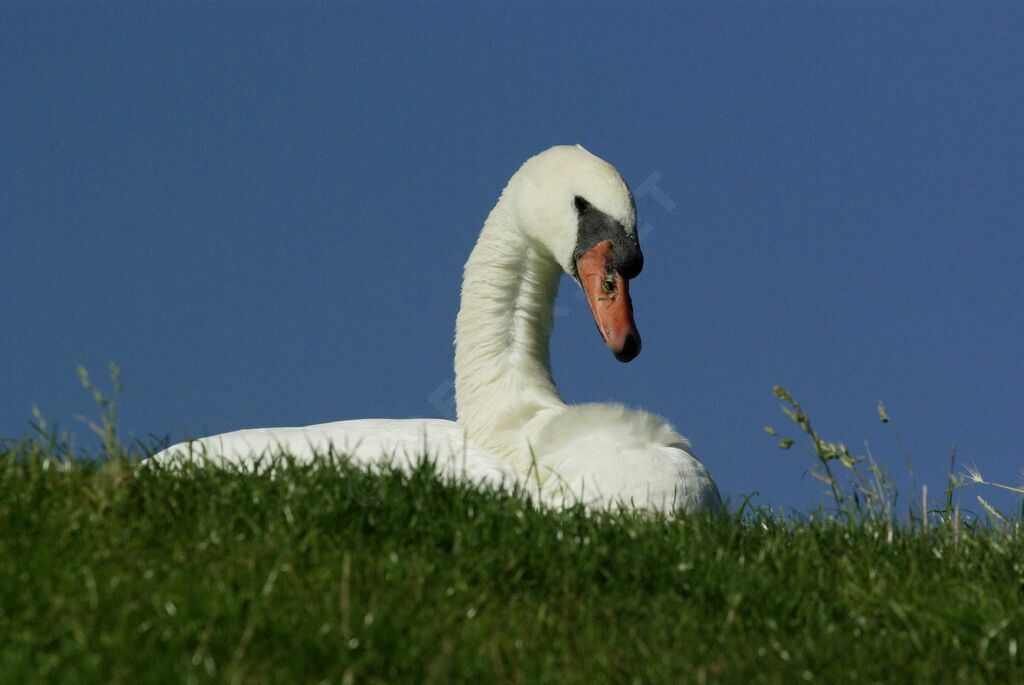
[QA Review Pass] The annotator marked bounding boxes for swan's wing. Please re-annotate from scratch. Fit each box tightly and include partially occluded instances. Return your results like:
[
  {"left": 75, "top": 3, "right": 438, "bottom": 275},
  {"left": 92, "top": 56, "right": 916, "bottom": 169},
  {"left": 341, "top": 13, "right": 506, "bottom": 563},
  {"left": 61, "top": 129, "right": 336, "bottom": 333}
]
[
  {"left": 532, "top": 404, "right": 723, "bottom": 514},
  {"left": 539, "top": 438, "right": 722, "bottom": 513},
  {"left": 149, "top": 418, "right": 523, "bottom": 489}
]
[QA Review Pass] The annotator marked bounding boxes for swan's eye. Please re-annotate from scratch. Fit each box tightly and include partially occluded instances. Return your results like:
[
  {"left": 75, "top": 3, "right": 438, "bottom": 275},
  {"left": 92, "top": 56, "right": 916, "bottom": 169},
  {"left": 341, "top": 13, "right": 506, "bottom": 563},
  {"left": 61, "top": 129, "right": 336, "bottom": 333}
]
[
  {"left": 573, "top": 196, "right": 591, "bottom": 213},
  {"left": 598, "top": 276, "right": 618, "bottom": 302}
]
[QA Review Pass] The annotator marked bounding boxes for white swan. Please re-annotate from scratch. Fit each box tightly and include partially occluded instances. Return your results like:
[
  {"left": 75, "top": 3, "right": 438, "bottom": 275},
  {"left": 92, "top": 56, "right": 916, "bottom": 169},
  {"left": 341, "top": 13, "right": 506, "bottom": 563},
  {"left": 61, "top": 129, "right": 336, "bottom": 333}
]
[{"left": 152, "top": 145, "right": 722, "bottom": 513}]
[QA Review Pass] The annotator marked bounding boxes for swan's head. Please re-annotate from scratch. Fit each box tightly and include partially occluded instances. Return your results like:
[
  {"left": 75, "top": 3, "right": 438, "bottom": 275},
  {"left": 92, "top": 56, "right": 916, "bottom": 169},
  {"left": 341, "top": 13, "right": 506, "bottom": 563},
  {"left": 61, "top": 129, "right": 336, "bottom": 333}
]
[{"left": 508, "top": 145, "right": 644, "bottom": 362}]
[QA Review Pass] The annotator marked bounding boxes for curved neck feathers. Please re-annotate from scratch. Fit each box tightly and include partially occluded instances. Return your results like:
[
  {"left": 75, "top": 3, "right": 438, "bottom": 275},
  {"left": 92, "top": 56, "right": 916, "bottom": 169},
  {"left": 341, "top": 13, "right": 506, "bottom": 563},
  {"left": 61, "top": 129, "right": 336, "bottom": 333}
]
[{"left": 454, "top": 196, "right": 566, "bottom": 467}]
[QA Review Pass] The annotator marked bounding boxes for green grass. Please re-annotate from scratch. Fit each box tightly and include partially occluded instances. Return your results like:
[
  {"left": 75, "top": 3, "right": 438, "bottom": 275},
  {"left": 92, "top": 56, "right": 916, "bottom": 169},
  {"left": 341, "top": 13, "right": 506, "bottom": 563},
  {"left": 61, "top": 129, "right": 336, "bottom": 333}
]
[
  {"left": 4, "top": 369, "right": 1022, "bottom": 683},
  {"left": 2, "top": 445, "right": 1023, "bottom": 684}
]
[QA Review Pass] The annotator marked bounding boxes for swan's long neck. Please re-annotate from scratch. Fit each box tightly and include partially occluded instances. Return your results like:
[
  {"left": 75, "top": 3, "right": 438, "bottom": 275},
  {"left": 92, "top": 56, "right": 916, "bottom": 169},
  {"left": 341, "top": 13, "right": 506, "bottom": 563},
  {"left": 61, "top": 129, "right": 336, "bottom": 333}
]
[{"left": 454, "top": 196, "right": 566, "bottom": 468}]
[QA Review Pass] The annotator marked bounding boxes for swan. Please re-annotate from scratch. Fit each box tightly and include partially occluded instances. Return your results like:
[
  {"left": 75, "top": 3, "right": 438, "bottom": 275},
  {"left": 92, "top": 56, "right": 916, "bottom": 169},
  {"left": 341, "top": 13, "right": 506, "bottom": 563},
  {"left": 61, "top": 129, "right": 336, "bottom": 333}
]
[{"left": 152, "top": 145, "right": 722, "bottom": 513}]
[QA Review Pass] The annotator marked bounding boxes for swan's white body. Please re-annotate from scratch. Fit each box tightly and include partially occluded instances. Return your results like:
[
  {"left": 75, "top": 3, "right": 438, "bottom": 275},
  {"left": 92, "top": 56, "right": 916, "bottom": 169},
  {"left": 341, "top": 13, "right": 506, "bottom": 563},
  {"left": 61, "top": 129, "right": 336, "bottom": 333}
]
[
  {"left": 156, "top": 419, "right": 520, "bottom": 488},
  {"left": 153, "top": 146, "right": 722, "bottom": 513}
]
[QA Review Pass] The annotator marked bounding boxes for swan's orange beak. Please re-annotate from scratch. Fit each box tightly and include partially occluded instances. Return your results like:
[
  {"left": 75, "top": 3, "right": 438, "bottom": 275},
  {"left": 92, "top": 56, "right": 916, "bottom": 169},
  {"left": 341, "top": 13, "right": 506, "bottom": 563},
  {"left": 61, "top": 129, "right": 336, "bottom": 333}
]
[{"left": 577, "top": 239, "right": 642, "bottom": 363}]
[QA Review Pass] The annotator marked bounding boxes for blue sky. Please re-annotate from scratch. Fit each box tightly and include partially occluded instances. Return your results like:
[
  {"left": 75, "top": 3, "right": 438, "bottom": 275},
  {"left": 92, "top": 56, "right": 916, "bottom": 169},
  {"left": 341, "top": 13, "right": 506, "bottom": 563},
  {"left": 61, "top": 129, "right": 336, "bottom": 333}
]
[{"left": 3, "top": 2, "right": 1022, "bottom": 513}]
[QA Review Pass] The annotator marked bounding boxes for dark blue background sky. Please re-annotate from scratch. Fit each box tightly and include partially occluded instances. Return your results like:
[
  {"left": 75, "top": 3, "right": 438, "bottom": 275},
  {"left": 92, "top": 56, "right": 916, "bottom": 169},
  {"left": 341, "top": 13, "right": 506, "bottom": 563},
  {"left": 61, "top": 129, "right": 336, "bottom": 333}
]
[{"left": 3, "top": 2, "right": 1022, "bottom": 513}]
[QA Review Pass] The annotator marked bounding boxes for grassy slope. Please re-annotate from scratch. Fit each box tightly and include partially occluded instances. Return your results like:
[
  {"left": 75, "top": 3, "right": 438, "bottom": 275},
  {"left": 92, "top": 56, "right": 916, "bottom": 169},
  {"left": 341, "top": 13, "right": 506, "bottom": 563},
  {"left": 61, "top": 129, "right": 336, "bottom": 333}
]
[{"left": 2, "top": 448, "right": 1023, "bottom": 685}]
